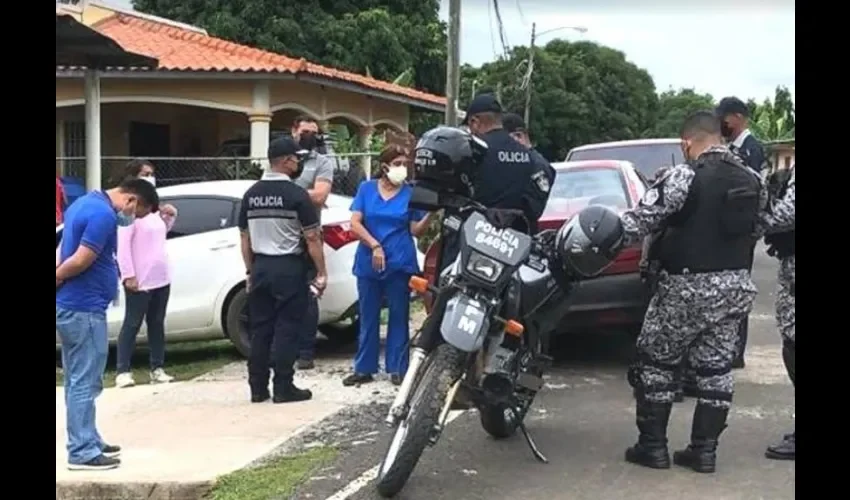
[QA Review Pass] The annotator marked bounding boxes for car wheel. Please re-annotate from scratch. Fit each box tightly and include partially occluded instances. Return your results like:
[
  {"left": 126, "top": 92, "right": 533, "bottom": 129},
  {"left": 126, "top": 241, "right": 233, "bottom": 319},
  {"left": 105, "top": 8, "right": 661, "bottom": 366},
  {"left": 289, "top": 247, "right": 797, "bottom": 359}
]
[
  {"left": 318, "top": 318, "right": 360, "bottom": 345},
  {"left": 225, "top": 287, "right": 251, "bottom": 358}
]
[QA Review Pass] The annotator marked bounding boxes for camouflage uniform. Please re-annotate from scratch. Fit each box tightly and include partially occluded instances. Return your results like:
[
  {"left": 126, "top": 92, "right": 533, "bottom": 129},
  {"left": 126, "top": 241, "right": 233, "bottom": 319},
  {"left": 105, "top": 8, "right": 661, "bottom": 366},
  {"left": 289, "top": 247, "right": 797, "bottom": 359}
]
[
  {"left": 621, "top": 145, "right": 765, "bottom": 473},
  {"left": 758, "top": 165, "right": 795, "bottom": 460}
]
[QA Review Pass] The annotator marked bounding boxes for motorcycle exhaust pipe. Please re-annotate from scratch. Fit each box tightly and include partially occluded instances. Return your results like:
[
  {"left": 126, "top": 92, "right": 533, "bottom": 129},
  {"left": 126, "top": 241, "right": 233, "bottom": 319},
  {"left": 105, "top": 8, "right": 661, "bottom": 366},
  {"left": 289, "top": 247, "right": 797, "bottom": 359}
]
[{"left": 386, "top": 347, "right": 428, "bottom": 425}]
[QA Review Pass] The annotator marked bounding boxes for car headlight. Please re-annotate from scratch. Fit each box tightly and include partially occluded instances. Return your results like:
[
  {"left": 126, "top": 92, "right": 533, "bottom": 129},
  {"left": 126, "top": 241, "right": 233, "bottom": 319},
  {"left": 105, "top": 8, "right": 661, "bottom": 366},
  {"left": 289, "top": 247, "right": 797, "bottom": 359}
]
[{"left": 466, "top": 252, "right": 504, "bottom": 282}]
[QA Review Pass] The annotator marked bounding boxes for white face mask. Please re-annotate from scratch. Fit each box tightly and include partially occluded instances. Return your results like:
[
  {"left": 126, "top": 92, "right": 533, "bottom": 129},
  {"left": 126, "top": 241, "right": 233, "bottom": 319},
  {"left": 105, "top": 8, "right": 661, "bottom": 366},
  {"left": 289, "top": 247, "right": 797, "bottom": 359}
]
[
  {"left": 386, "top": 166, "right": 408, "bottom": 185},
  {"left": 141, "top": 176, "right": 156, "bottom": 187}
]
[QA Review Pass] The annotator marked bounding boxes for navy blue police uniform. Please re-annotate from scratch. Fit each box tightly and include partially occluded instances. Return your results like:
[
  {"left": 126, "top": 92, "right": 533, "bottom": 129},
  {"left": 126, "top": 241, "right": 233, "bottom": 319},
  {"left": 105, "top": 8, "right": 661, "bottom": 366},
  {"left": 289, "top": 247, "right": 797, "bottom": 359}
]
[
  {"left": 715, "top": 96, "right": 769, "bottom": 369},
  {"left": 238, "top": 137, "right": 318, "bottom": 402}
]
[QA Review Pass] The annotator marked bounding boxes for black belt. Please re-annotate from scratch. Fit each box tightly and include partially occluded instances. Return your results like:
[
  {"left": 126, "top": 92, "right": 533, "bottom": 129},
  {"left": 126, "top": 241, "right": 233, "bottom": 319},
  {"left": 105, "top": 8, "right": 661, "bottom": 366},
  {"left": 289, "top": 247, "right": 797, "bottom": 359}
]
[
  {"left": 254, "top": 252, "right": 304, "bottom": 258},
  {"left": 663, "top": 264, "right": 748, "bottom": 275}
]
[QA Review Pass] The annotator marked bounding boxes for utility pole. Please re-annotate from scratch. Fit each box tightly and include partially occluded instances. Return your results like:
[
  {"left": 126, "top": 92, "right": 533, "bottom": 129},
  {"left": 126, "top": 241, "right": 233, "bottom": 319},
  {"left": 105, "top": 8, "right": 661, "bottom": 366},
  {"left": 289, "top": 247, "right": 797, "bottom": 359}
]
[
  {"left": 523, "top": 22, "right": 537, "bottom": 126},
  {"left": 445, "top": 0, "right": 462, "bottom": 126}
]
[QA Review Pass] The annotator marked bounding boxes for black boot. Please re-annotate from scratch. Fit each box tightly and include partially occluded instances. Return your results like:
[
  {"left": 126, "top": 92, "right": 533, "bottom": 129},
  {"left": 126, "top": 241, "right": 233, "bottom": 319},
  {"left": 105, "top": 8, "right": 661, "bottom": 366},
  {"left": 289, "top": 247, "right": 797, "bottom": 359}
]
[
  {"left": 273, "top": 384, "right": 313, "bottom": 403},
  {"left": 673, "top": 404, "right": 729, "bottom": 473},
  {"left": 765, "top": 432, "right": 795, "bottom": 460},
  {"left": 625, "top": 400, "right": 672, "bottom": 469}
]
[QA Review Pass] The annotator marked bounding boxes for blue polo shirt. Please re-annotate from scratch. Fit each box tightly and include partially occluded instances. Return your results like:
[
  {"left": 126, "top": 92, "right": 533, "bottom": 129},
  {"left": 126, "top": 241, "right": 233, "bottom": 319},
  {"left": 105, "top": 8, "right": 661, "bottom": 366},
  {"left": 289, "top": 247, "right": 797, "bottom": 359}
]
[
  {"left": 350, "top": 180, "right": 425, "bottom": 279},
  {"left": 56, "top": 191, "right": 119, "bottom": 313}
]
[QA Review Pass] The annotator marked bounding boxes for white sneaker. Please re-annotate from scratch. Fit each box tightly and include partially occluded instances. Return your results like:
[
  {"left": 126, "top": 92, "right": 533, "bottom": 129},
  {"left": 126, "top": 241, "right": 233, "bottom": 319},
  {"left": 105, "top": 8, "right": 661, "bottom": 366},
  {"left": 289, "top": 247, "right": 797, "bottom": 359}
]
[
  {"left": 115, "top": 373, "right": 135, "bottom": 388},
  {"left": 150, "top": 368, "right": 174, "bottom": 384}
]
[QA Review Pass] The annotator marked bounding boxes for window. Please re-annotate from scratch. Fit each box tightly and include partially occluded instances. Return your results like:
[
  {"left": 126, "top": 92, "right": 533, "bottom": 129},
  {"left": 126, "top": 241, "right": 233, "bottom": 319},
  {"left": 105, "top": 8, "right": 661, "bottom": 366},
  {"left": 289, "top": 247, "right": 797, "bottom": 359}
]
[
  {"left": 63, "top": 121, "right": 86, "bottom": 178},
  {"left": 567, "top": 143, "right": 684, "bottom": 180},
  {"left": 162, "top": 197, "right": 237, "bottom": 238},
  {"left": 783, "top": 156, "right": 791, "bottom": 169},
  {"left": 543, "top": 168, "right": 630, "bottom": 218}
]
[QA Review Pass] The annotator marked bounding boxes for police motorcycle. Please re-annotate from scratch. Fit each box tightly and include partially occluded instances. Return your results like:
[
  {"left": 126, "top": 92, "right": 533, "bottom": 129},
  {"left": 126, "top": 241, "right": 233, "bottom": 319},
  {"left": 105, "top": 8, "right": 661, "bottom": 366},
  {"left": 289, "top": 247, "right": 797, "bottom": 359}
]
[{"left": 375, "top": 127, "right": 627, "bottom": 498}]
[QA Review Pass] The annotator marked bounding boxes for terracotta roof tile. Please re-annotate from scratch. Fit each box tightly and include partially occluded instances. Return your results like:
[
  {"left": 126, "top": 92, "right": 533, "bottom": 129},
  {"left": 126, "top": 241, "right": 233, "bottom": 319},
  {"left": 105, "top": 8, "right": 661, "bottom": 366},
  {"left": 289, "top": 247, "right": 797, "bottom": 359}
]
[{"left": 92, "top": 14, "right": 446, "bottom": 107}]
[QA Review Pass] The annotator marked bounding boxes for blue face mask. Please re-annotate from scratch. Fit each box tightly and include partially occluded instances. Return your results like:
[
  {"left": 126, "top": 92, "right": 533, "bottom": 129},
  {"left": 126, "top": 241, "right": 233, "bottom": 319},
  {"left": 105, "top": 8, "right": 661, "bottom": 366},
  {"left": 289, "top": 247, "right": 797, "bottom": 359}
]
[{"left": 116, "top": 211, "right": 135, "bottom": 227}]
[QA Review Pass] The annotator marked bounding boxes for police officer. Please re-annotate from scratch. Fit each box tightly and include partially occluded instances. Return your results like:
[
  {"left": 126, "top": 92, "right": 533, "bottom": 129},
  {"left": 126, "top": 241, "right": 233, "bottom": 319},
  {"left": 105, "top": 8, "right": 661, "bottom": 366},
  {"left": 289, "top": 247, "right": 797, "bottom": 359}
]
[
  {"left": 716, "top": 96, "right": 769, "bottom": 369},
  {"left": 759, "top": 164, "right": 795, "bottom": 461},
  {"left": 462, "top": 94, "right": 552, "bottom": 234},
  {"left": 502, "top": 112, "right": 556, "bottom": 187},
  {"left": 290, "top": 115, "right": 335, "bottom": 370},
  {"left": 238, "top": 136, "right": 329, "bottom": 404},
  {"left": 621, "top": 111, "right": 764, "bottom": 473}
]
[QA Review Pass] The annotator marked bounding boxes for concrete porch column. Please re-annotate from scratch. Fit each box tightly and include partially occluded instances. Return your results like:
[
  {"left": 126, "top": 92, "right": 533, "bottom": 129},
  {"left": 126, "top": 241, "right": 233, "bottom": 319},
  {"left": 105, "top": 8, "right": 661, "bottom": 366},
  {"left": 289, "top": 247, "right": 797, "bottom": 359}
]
[
  {"left": 84, "top": 69, "right": 101, "bottom": 190},
  {"left": 358, "top": 125, "right": 374, "bottom": 179},
  {"left": 249, "top": 81, "right": 271, "bottom": 170}
]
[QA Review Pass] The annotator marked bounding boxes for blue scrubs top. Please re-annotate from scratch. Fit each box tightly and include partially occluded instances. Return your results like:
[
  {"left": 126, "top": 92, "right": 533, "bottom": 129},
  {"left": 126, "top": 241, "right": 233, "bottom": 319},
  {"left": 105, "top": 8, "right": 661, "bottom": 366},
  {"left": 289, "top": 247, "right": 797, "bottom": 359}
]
[{"left": 350, "top": 180, "right": 426, "bottom": 279}]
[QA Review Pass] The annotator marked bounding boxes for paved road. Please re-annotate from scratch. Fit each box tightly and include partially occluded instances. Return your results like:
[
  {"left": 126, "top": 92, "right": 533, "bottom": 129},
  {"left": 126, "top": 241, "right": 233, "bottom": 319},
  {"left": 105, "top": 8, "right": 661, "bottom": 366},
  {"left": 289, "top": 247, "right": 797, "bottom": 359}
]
[{"left": 297, "top": 248, "right": 794, "bottom": 500}]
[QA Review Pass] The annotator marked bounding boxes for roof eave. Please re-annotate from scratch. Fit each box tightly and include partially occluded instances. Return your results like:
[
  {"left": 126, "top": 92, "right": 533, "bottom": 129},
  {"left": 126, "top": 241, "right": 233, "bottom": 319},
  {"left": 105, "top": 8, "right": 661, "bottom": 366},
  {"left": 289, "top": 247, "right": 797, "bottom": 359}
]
[{"left": 54, "top": 68, "right": 446, "bottom": 112}]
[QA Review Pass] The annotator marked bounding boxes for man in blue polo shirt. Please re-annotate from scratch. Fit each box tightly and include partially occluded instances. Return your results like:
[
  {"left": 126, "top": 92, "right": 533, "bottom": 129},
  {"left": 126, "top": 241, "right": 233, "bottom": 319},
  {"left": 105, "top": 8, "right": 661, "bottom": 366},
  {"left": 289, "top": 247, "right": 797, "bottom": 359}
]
[{"left": 56, "top": 178, "right": 158, "bottom": 471}]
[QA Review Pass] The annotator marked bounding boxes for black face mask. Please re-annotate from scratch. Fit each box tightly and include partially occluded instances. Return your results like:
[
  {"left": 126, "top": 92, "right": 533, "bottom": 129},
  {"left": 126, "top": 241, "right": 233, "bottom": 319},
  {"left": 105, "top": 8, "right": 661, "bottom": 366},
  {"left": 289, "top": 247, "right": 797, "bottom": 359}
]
[
  {"left": 291, "top": 157, "right": 306, "bottom": 180},
  {"left": 720, "top": 122, "right": 734, "bottom": 140},
  {"left": 299, "top": 133, "right": 318, "bottom": 150}
]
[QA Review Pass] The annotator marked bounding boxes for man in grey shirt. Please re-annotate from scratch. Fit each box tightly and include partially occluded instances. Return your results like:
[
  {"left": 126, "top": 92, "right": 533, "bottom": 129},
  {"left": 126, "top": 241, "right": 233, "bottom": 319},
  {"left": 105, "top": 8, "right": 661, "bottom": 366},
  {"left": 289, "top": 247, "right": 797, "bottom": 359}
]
[{"left": 291, "top": 115, "right": 335, "bottom": 369}]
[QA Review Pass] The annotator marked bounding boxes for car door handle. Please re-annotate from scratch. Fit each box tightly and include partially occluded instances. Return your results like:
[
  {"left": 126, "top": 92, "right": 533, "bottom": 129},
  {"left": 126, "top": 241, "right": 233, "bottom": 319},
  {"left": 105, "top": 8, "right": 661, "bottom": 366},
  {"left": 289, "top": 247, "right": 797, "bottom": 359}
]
[{"left": 210, "top": 242, "right": 237, "bottom": 250}]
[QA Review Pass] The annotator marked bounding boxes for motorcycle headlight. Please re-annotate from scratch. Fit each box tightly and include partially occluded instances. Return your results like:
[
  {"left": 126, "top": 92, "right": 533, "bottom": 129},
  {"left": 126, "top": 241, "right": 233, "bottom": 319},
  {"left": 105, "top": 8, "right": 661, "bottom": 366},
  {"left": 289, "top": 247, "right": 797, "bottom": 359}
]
[{"left": 466, "top": 252, "right": 504, "bottom": 283}]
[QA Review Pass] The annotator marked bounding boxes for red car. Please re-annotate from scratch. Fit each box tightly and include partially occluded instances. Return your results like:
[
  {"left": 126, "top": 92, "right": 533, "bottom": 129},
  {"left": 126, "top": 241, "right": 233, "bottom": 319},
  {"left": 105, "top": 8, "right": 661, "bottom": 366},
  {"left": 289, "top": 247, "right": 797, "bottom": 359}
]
[{"left": 422, "top": 159, "right": 651, "bottom": 335}]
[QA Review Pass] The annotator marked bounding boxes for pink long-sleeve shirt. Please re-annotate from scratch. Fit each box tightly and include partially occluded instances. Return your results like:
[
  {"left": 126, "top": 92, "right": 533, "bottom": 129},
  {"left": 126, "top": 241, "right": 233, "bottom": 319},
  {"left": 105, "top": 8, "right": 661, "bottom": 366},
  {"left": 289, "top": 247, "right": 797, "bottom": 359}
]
[{"left": 117, "top": 212, "right": 175, "bottom": 291}]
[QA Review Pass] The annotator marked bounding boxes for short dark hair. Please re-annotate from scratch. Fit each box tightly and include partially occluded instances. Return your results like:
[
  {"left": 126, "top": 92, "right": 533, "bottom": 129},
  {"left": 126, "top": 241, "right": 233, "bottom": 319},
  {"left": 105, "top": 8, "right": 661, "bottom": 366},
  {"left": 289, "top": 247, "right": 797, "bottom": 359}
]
[
  {"left": 292, "top": 115, "right": 318, "bottom": 128},
  {"left": 118, "top": 177, "right": 159, "bottom": 209},
  {"left": 123, "top": 158, "right": 154, "bottom": 180},
  {"left": 680, "top": 110, "right": 721, "bottom": 140}
]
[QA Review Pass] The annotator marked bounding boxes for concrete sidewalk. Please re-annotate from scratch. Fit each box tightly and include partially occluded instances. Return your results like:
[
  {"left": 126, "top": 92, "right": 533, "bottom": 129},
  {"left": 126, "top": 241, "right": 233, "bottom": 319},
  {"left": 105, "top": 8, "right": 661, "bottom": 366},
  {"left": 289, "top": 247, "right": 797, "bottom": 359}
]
[{"left": 55, "top": 360, "right": 399, "bottom": 500}]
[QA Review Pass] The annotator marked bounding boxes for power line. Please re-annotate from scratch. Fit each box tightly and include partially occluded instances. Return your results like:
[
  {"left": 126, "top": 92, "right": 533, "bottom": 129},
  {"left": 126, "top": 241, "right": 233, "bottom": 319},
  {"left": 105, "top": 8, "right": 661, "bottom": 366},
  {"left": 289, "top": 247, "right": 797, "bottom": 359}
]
[
  {"left": 486, "top": 0, "right": 499, "bottom": 60},
  {"left": 515, "top": 0, "right": 527, "bottom": 25},
  {"left": 492, "top": 0, "right": 511, "bottom": 58}
]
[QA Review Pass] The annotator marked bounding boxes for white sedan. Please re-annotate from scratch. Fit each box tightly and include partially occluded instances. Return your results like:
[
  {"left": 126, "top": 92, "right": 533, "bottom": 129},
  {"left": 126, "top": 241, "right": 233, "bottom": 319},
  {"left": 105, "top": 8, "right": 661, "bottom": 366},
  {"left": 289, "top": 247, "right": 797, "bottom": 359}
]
[{"left": 55, "top": 180, "right": 424, "bottom": 356}]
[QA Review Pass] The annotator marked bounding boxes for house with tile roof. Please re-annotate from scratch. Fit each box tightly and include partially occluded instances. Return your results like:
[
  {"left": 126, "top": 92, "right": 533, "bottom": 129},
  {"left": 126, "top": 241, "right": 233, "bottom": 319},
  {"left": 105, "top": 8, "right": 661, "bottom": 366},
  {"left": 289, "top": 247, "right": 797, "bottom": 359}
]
[{"left": 55, "top": 1, "right": 446, "bottom": 188}]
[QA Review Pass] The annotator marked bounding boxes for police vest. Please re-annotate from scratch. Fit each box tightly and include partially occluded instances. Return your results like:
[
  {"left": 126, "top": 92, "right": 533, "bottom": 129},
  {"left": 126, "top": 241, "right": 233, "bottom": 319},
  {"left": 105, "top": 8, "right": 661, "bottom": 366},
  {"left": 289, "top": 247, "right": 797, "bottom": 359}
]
[
  {"left": 655, "top": 151, "right": 761, "bottom": 274},
  {"left": 764, "top": 170, "right": 795, "bottom": 259}
]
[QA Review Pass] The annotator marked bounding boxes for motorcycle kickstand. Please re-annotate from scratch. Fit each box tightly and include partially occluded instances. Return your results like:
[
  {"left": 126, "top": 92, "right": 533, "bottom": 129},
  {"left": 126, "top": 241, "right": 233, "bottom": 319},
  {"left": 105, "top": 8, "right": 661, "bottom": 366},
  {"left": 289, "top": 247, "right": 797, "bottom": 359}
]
[{"left": 511, "top": 408, "right": 548, "bottom": 464}]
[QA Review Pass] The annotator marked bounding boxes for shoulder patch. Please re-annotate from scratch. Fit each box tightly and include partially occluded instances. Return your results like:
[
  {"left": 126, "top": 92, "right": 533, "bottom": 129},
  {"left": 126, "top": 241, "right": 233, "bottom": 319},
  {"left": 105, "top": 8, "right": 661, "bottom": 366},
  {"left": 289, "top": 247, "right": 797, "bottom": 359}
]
[
  {"left": 532, "top": 170, "right": 551, "bottom": 193},
  {"left": 642, "top": 188, "right": 660, "bottom": 206}
]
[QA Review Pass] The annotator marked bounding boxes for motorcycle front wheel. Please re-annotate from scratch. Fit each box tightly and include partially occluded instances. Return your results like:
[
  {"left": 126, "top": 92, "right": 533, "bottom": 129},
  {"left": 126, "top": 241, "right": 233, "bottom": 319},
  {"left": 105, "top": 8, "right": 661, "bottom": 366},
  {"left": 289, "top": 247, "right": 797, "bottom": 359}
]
[{"left": 376, "top": 344, "right": 463, "bottom": 498}]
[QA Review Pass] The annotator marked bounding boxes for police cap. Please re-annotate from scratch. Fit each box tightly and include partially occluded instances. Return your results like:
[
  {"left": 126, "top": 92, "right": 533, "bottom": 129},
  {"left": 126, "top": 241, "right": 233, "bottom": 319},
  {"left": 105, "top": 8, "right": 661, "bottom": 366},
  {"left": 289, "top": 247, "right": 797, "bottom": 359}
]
[
  {"left": 461, "top": 93, "right": 503, "bottom": 125},
  {"left": 267, "top": 136, "right": 302, "bottom": 161},
  {"left": 715, "top": 97, "right": 750, "bottom": 118}
]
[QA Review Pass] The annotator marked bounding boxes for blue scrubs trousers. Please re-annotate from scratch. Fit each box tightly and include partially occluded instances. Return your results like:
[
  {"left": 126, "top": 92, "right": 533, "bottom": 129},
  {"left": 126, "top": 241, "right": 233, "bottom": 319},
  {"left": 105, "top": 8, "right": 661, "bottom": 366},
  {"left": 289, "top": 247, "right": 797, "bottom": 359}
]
[{"left": 355, "top": 272, "right": 411, "bottom": 376}]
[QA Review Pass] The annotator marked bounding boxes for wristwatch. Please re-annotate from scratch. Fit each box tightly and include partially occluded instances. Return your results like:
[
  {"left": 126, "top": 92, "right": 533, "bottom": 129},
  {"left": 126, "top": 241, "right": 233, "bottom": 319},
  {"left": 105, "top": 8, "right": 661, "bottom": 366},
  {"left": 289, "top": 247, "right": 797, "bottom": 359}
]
[{"left": 371, "top": 243, "right": 381, "bottom": 251}]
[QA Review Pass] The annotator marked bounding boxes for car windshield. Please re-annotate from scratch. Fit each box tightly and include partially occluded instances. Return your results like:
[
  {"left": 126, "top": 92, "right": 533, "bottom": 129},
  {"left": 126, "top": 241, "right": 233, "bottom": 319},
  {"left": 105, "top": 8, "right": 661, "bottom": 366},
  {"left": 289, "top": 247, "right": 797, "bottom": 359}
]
[
  {"left": 567, "top": 143, "right": 684, "bottom": 180},
  {"left": 543, "top": 168, "right": 629, "bottom": 218}
]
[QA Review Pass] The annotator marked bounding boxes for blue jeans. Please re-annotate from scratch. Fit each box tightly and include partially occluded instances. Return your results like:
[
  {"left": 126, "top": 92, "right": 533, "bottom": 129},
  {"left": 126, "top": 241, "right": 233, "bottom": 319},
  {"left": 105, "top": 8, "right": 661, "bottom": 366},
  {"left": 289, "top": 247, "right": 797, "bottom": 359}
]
[
  {"left": 355, "top": 272, "right": 411, "bottom": 376},
  {"left": 56, "top": 307, "right": 108, "bottom": 464}
]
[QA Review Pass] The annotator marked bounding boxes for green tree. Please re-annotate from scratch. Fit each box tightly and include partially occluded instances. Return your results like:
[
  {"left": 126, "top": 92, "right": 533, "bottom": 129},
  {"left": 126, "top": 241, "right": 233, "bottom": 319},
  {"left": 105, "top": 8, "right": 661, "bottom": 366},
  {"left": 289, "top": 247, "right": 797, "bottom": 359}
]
[
  {"left": 750, "top": 85, "right": 795, "bottom": 142},
  {"left": 132, "top": 0, "right": 447, "bottom": 95},
  {"left": 650, "top": 88, "right": 715, "bottom": 137},
  {"left": 459, "top": 40, "right": 658, "bottom": 161}
]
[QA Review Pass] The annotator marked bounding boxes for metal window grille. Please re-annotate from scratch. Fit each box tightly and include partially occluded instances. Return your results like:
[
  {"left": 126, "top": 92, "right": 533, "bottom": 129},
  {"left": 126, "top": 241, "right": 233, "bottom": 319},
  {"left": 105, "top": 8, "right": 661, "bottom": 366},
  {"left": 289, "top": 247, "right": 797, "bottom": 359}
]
[{"left": 63, "top": 121, "right": 86, "bottom": 178}]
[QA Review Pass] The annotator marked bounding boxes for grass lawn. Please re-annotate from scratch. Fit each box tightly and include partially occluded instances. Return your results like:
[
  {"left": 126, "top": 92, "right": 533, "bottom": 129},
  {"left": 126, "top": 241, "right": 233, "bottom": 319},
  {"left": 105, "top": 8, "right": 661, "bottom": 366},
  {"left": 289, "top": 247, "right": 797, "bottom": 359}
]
[
  {"left": 208, "top": 446, "right": 338, "bottom": 500},
  {"left": 55, "top": 339, "right": 243, "bottom": 388}
]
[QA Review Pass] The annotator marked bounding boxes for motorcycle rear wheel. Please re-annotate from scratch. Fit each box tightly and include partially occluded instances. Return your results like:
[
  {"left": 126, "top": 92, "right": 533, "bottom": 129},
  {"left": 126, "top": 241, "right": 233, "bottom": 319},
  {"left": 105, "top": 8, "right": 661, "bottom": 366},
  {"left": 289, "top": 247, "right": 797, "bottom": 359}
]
[{"left": 376, "top": 344, "right": 463, "bottom": 498}]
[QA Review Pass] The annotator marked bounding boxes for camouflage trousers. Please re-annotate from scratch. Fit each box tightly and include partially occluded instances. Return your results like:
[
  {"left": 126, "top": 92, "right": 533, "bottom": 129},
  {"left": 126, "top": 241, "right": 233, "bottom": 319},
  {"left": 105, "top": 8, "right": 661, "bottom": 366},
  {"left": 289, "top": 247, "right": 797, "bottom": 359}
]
[
  {"left": 632, "top": 270, "right": 757, "bottom": 409},
  {"left": 776, "top": 256, "right": 795, "bottom": 343}
]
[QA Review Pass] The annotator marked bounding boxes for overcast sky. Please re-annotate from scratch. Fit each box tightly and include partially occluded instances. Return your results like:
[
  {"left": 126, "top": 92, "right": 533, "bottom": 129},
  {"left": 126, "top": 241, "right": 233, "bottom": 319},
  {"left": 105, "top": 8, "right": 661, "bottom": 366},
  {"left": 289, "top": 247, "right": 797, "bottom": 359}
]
[{"left": 107, "top": 0, "right": 795, "bottom": 103}]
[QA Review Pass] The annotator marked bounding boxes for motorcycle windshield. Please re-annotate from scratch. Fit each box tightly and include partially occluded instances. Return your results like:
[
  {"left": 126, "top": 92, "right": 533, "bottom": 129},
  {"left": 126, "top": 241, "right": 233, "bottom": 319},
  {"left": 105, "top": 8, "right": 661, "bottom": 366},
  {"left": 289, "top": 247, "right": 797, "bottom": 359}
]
[{"left": 440, "top": 293, "right": 491, "bottom": 352}]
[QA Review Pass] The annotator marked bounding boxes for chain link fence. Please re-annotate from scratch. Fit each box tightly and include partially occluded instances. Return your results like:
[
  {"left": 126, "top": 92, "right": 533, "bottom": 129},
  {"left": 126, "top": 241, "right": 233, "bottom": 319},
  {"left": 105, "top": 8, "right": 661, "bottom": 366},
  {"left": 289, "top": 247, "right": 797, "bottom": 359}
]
[{"left": 57, "top": 152, "right": 380, "bottom": 197}]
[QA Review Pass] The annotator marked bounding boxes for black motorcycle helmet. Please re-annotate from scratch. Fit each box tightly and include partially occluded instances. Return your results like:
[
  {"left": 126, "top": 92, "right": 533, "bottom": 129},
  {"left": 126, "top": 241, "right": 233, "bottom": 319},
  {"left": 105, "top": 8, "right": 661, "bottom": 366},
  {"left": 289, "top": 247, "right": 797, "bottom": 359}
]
[
  {"left": 555, "top": 205, "right": 626, "bottom": 279},
  {"left": 413, "top": 126, "right": 488, "bottom": 195}
]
